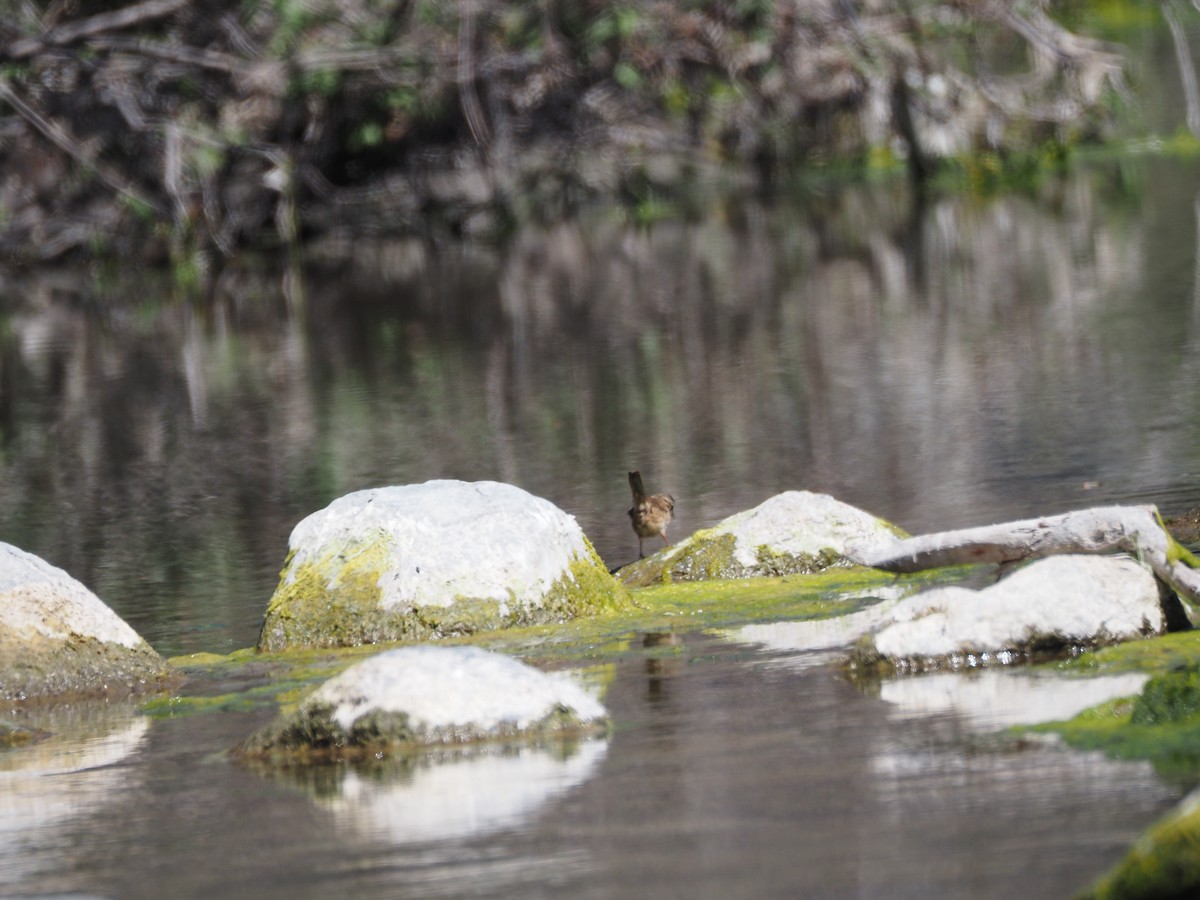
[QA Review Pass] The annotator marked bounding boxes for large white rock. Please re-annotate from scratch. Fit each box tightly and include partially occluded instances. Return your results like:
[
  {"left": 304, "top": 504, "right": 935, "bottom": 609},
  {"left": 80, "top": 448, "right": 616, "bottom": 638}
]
[
  {"left": 0, "top": 542, "right": 172, "bottom": 701},
  {"left": 241, "top": 646, "right": 607, "bottom": 755},
  {"left": 619, "top": 491, "right": 904, "bottom": 585},
  {"left": 259, "top": 481, "right": 628, "bottom": 651},
  {"left": 862, "top": 554, "right": 1165, "bottom": 668}
]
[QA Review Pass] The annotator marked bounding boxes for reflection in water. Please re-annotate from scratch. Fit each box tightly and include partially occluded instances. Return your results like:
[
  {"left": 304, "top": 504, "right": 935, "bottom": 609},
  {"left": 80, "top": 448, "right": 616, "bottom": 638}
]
[
  {"left": 642, "top": 631, "right": 685, "bottom": 707},
  {"left": 311, "top": 739, "right": 608, "bottom": 845},
  {"left": 1, "top": 160, "right": 1199, "bottom": 655},
  {"left": 0, "top": 631, "right": 1182, "bottom": 899},
  {"left": 1, "top": 131, "right": 1199, "bottom": 896},
  {"left": 0, "top": 702, "right": 150, "bottom": 891},
  {"left": 879, "top": 669, "right": 1150, "bottom": 729},
  {"left": 570, "top": 632, "right": 1180, "bottom": 899},
  {"left": 719, "top": 587, "right": 910, "bottom": 664}
]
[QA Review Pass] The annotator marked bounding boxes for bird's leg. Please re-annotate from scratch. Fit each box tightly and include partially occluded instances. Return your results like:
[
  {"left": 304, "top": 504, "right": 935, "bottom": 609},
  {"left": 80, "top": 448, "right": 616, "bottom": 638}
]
[
  {"left": 661, "top": 530, "right": 670, "bottom": 547},
  {"left": 638, "top": 536, "right": 645, "bottom": 558}
]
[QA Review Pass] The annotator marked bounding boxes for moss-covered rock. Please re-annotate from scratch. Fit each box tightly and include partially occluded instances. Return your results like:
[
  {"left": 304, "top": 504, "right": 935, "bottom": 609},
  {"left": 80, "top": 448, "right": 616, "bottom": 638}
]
[
  {"left": 237, "top": 645, "right": 606, "bottom": 759},
  {"left": 617, "top": 491, "right": 906, "bottom": 587},
  {"left": 1082, "top": 789, "right": 1200, "bottom": 899},
  {"left": 1130, "top": 662, "right": 1200, "bottom": 726},
  {"left": 1166, "top": 508, "right": 1200, "bottom": 547},
  {"left": 0, "top": 542, "right": 175, "bottom": 702},
  {"left": 258, "top": 481, "right": 631, "bottom": 652}
]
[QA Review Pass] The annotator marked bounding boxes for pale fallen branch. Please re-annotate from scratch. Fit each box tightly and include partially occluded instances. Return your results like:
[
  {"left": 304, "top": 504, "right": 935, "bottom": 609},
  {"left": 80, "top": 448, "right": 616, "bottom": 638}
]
[{"left": 859, "top": 505, "right": 1200, "bottom": 605}]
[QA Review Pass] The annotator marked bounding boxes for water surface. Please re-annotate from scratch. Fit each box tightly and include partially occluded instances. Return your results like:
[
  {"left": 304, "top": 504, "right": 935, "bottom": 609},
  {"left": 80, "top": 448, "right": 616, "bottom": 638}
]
[
  {"left": 4, "top": 48, "right": 1200, "bottom": 896},
  {"left": 1, "top": 634, "right": 1181, "bottom": 899},
  {"left": 2, "top": 156, "right": 1198, "bottom": 656}
]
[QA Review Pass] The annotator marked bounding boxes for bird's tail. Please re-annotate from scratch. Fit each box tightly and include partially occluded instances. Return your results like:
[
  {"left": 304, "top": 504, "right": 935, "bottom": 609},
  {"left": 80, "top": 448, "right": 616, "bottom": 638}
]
[{"left": 628, "top": 471, "right": 647, "bottom": 502}]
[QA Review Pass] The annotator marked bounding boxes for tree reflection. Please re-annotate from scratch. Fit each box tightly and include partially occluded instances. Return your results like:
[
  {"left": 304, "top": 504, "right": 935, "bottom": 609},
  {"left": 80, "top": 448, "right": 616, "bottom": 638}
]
[{"left": 1, "top": 163, "right": 1198, "bottom": 656}]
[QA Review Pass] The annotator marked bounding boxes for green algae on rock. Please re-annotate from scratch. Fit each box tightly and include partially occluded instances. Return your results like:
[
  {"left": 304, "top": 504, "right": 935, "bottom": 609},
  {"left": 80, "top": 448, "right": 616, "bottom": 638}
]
[
  {"left": 1080, "top": 789, "right": 1200, "bottom": 900},
  {"left": 1013, "top": 643, "right": 1200, "bottom": 900},
  {"left": 617, "top": 491, "right": 906, "bottom": 588},
  {"left": 1032, "top": 651, "right": 1200, "bottom": 784},
  {"left": 0, "top": 542, "right": 175, "bottom": 702},
  {"left": 258, "top": 481, "right": 631, "bottom": 652},
  {"left": 237, "top": 645, "right": 607, "bottom": 760}
]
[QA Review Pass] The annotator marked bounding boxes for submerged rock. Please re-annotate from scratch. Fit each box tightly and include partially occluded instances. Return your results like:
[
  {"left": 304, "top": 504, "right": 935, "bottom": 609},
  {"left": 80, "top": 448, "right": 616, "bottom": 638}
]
[
  {"left": 258, "top": 480, "right": 630, "bottom": 652},
  {"left": 618, "top": 491, "right": 905, "bottom": 587},
  {"left": 239, "top": 646, "right": 606, "bottom": 758},
  {"left": 0, "top": 542, "right": 174, "bottom": 702},
  {"left": 853, "top": 555, "right": 1168, "bottom": 671}
]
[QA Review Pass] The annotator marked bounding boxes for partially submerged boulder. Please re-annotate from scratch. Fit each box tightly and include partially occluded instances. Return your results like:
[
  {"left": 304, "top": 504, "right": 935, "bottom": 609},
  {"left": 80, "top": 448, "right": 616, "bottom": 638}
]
[
  {"left": 0, "top": 542, "right": 173, "bottom": 702},
  {"left": 853, "top": 555, "right": 1169, "bottom": 672},
  {"left": 618, "top": 491, "right": 905, "bottom": 587},
  {"left": 258, "top": 481, "right": 629, "bottom": 652},
  {"left": 239, "top": 645, "right": 607, "bottom": 759}
]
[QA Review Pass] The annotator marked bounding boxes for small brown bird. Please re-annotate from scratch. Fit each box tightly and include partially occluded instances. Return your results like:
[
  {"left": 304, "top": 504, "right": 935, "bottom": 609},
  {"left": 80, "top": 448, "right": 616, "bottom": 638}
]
[{"left": 628, "top": 471, "right": 674, "bottom": 558}]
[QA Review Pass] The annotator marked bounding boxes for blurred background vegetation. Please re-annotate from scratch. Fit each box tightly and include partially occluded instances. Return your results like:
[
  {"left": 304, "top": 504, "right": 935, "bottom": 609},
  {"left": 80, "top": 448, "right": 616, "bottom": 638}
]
[{"left": 0, "top": 0, "right": 1133, "bottom": 272}]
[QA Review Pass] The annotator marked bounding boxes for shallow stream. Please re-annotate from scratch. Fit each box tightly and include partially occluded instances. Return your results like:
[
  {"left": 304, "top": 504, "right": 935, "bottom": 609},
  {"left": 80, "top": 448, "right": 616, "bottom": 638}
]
[
  {"left": 5, "top": 21, "right": 1200, "bottom": 893},
  {"left": 1, "top": 630, "right": 1182, "bottom": 899}
]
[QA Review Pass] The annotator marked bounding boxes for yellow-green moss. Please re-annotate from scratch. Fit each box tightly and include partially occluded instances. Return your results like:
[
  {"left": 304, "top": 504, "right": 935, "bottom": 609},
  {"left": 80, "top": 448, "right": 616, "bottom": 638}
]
[
  {"left": 617, "top": 531, "right": 864, "bottom": 588},
  {"left": 258, "top": 534, "right": 631, "bottom": 653},
  {"left": 149, "top": 566, "right": 945, "bottom": 720},
  {"left": 1059, "top": 630, "right": 1200, "bottom": 677},
  {"left": 0, "top": 631, "right": 177, "bottom": 703},
  {"left": 236, "top": 699, "right": 607, "bottom": 761},
  {"left": 1024, "top": 635, "right": 1200, "bottom": 790},
  {"left": 1082, "top": 799, "right": 1200, "bottom": 899}
]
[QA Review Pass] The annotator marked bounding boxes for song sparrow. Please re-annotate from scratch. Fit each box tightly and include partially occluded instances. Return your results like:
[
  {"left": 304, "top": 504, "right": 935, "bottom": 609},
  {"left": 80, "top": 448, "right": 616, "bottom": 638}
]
[{"left": 628, "top": 471, "right": 674, "bottom": 558}]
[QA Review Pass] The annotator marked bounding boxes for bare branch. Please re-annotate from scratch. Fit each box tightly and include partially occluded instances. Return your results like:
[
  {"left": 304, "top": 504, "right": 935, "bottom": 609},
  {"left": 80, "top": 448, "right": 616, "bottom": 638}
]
[
  {"left": 0, "top": 79, "right": 168, "bottom": 216},
  {"left": 6, "top": 0, "right": 190, "bottom": 60}
]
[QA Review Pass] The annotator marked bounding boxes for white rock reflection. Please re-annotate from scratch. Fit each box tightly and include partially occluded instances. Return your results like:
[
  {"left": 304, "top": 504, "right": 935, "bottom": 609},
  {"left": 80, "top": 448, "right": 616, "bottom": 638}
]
[
  {"left": 319, "top": 738, "right": 607, "bottom": 845},
  {"left": 718, "top": 590, "right": 907, "bottom": 666},
  {"left": 0, "top": 703, "right": 150, "bottom": 888},
  {"left": 880, "top": 669, "right": 1149, "bottom": 729}
]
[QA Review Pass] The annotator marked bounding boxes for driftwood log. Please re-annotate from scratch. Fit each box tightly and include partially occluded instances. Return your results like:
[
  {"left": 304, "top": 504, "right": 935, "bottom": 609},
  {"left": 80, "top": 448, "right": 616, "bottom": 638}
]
[{"left": 860, "top": 505, "right": 1200, "bottom": 607}]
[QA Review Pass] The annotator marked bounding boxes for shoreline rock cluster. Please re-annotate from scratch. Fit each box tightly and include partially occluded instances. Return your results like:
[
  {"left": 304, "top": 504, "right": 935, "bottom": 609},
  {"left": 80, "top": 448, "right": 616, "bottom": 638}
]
[
  {"left": 4, "top": 478, "right": 1198, "bottom": 760},
  {"left": 4, "top": 478, "right": 1199, "bottom": 898}
]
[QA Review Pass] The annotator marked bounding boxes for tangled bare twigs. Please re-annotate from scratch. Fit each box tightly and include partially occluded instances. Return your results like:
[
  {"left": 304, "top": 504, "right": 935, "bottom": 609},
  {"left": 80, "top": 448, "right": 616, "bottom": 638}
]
[{"left": 0, "top": 0, "right": 1129, "bottom": 267}]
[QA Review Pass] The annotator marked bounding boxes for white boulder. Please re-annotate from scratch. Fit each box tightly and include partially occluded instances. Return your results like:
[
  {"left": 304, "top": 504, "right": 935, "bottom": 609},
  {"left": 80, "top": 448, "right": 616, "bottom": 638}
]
[
  {"left": 859, "top": 554, "right": 1165, "bottom": 669},
  {"left": 0, "top": 542, "right": 172, "bottom": 701},
  {"left": 258, "top": 480, "right": 629, "bottom": 651},
  {"left": 620, "top": 490, "right": 905, "bottom": 585},
  {"left": 240, "top": 645, "right": 607, "bottom": 756}
]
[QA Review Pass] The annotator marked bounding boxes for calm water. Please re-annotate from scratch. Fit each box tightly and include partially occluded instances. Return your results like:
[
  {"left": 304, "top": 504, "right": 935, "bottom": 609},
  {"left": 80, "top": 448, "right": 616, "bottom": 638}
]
[
  {"left": 0, "top": 634, "right": 1181, "bottom": 899},
  {"left": 5, "top": 21, "right": 1200, "bottom": 894},
  {"left": 3, "top": 157, "right": 1199, "bottom": 657}
]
